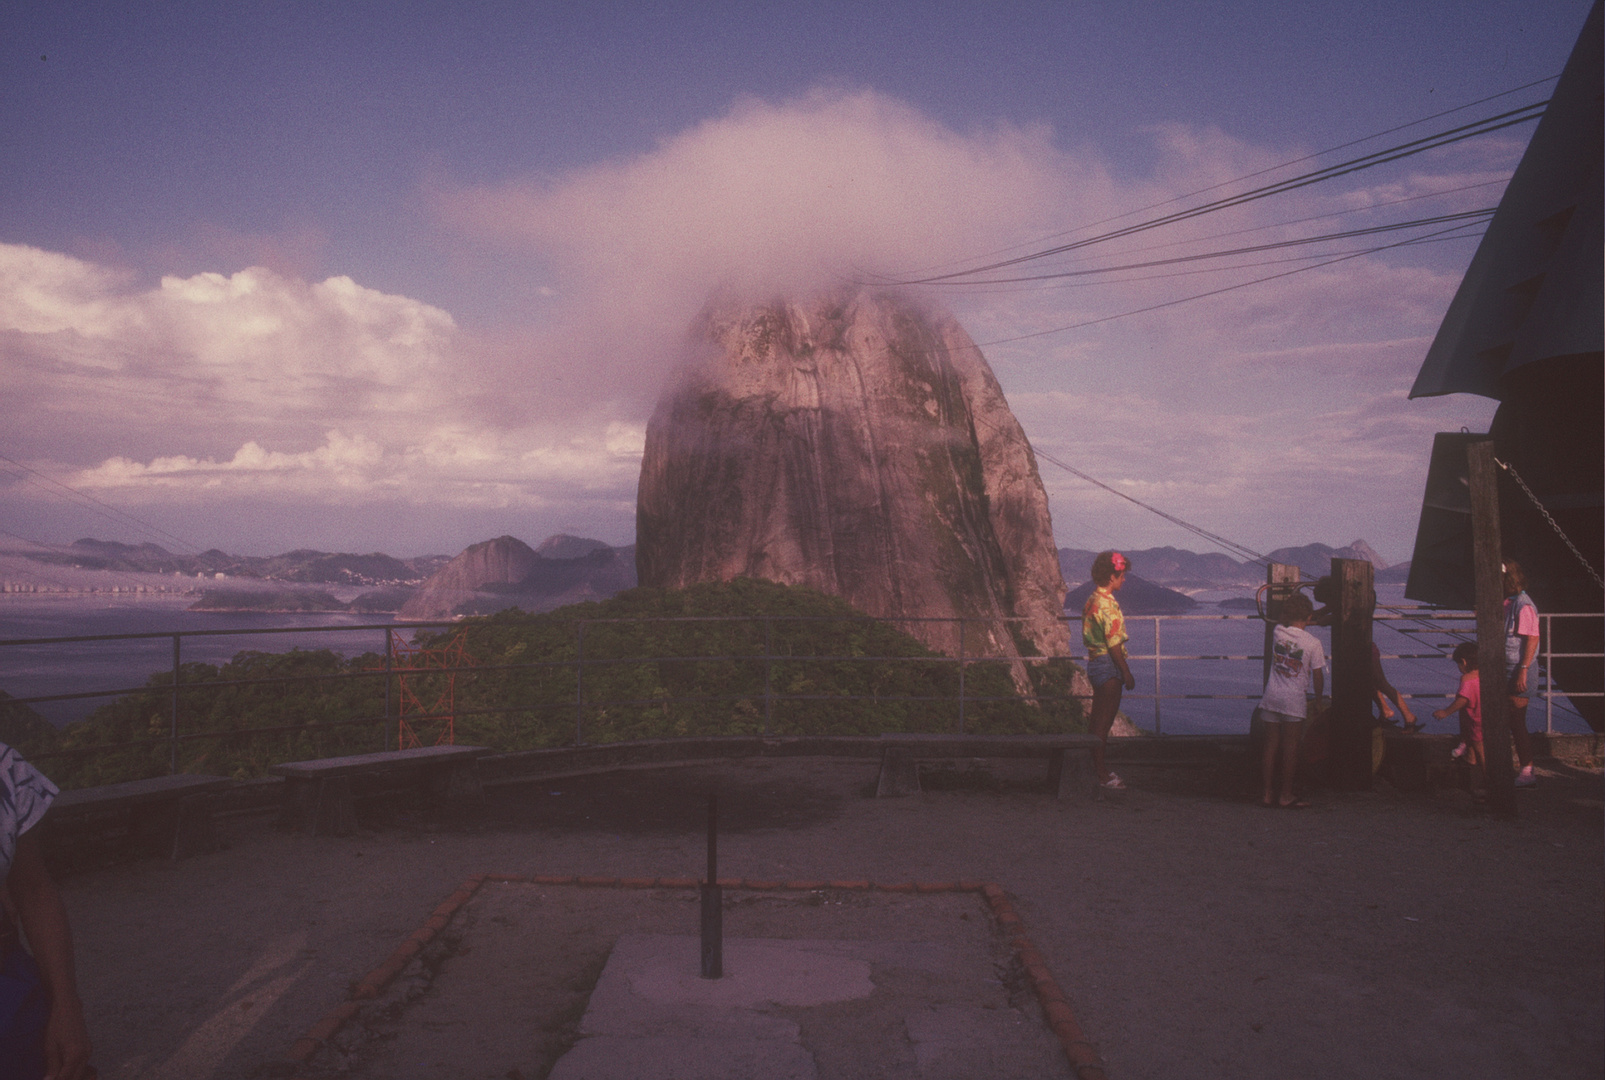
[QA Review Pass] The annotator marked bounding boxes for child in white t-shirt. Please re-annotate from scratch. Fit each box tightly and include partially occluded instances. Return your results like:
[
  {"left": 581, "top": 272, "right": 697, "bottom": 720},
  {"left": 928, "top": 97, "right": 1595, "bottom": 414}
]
[{"left": 1260, "top": 593, "right": 1326, "bottom": 808}]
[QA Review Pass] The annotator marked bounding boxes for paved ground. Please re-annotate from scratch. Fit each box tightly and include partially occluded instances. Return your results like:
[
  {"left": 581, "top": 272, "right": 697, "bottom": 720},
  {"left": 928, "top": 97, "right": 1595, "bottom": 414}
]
[{"left": 52, "top": 754, "right": 1604, "bottom": 1079}]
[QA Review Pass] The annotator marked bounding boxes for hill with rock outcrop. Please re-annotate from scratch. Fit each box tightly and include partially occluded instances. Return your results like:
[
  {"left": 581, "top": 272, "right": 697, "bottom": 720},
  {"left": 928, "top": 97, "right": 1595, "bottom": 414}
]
[
  {"left": 397, "top": 535, "right": 637, "bottom": 620},
  {"left": 635, "top": 288, "right": 1069, "bottom": 681}
]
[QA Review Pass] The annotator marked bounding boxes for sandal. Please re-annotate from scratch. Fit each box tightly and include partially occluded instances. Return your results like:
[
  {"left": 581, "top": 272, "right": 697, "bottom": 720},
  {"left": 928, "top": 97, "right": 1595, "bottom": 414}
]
[
  {"left": 1278, "top": 798, "right": 1311, "bottom": 809},
  {"left": 1099, "top": 772, "right": 1126, "bottom": 790}
]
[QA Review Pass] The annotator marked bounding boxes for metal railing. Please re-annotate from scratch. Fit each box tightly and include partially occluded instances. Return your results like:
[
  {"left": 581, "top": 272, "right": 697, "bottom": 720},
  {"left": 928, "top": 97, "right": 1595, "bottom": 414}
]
[
  {"left": 0, "top": 615, "right": 1085, "bottom": 775},
  {"left": 1369, "top": 607, "right": 1604, "bottom": 734},
  {"left": 2, "top": 606, "right": 1598, "bottom": 778}
]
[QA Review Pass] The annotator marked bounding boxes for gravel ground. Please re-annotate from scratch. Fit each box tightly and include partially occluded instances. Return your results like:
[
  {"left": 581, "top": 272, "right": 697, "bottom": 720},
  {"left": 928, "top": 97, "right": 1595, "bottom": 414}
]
[{"left": 53, "top": 754, "right": 1604, "bottom": 1080}]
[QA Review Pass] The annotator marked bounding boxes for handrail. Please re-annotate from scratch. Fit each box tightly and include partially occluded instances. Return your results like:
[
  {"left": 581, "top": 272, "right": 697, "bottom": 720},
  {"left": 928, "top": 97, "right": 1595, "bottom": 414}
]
[{"left": 3, "top": 606, "right": 1598, "bottom": 776}]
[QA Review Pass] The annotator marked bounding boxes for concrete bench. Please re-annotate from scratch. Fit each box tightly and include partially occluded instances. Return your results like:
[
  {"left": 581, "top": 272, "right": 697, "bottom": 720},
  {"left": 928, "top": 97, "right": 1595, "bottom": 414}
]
[
  {"left": 270, "top": 745, "right": 492, "bottom": 836},
  {"left": 872, "top": 734, "right": 1104, "bottom": 799},
  {"left": 480, "top": 734, "right": 1104, "bottom": 801},
  {"left": 44, "top": 774, "right": 232, "bottom": 860}
]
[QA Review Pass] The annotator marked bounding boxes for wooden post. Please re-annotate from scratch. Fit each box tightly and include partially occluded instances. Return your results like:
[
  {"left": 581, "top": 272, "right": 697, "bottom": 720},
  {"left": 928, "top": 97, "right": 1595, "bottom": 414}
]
[
  {"left": 1468, "top": 439, "right": 1515, "bottom": 816},
  {"left": 1329, "top": 557, "right": 1375, "bottom": 790},
  {"left": 1262, "top": 564, "right": 1301, "bottom": 689},
  {"left": 1255, "top": 564, "right": 1300, "bottom": 763}
]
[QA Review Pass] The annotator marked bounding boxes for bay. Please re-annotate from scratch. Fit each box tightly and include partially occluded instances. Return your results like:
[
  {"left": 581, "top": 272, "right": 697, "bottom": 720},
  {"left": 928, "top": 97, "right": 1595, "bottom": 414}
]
[{"left": 1, "top": 586, "right": 1592, "bottom": 735}]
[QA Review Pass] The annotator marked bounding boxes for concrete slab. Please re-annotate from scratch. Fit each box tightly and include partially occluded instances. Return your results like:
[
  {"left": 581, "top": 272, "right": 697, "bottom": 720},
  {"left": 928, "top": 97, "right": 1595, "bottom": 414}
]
[
  {"left": 550, "top": 933, "right": 1065, "bottom": 1080},
  {"left": 906, "top": 1004, "right": 1074, "bottom": 1079}
]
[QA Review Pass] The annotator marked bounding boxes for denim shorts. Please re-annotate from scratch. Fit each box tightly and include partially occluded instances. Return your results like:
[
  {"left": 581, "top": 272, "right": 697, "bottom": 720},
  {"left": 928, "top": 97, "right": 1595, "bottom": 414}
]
[{"left": 1086, "top": 653, "right": 1120, "bottom": 689}]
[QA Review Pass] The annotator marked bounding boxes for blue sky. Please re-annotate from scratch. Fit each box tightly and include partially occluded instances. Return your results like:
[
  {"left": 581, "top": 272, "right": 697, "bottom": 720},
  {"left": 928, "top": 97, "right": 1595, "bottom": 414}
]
[{"left": 0, "top": 1, "right": 1590, "bottom": 560}]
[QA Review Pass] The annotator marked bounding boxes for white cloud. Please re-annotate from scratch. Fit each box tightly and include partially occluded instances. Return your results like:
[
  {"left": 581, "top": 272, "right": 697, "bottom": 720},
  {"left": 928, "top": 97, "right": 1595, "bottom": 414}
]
[
  {"left": 2, "top": 89, "right": 1515, "bottom": 557},
  {"left": 0, "top": 243, "right": 645, "bottom": 526}
]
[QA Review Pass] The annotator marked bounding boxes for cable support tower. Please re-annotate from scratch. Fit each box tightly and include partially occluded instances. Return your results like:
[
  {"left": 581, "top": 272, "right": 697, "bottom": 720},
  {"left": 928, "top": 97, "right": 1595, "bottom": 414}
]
[{"left": 387, "top": 629, "right": 476, "bottom": 749}]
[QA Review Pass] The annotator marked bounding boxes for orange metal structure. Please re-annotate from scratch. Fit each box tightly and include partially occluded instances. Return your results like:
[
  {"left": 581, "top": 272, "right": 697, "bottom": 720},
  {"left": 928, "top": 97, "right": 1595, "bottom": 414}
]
[{"left": 388, "top": 629, "right": 474, "bottom": 749}]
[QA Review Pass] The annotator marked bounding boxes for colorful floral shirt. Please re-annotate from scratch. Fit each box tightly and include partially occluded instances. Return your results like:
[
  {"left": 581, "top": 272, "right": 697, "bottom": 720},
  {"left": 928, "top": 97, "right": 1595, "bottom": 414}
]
[
  {"left": 1082, "top": 586, "right": 1128, "bottom": 658},
  {"left": 0, "top": 742, "right": 57, "bottom": 883}
]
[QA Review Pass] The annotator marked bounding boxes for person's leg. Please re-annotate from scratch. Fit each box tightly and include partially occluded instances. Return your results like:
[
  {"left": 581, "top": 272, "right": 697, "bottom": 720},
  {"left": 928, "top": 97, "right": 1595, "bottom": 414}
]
[
  {"left": 1278, "top": 719, "right": 1305, "bottom": 806},
  {"left": 1089, "top": 678, "right": 1123, "bottom": 782},
  {"left": 1467, "top": 739, "right": 1486, "bottom": 797},
  {"left": 1261, "top": 719, "right": 1282, "bottom": 805},
  {"left": 1508, "top": 694, "right": 1534, "bottom": 775}
]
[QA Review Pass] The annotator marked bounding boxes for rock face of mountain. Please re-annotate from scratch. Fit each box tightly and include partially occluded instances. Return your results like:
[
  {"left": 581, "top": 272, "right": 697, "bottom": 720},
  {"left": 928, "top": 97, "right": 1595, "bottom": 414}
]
[
  {"left": 397, "top": 535, "right": 637, "bottom": 619},
  {"left": 636, "top": 289, "right": 1068, "bottom": 671}
]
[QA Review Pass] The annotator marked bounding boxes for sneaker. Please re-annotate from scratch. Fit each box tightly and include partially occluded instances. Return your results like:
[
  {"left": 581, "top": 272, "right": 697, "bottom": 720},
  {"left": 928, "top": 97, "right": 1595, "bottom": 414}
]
[
  {"left": 1099, "top": 772, "right": 1126, "bottom": 790},
  {"left": 1514, "top": 768, "right": 1537, "bottom": 788}
]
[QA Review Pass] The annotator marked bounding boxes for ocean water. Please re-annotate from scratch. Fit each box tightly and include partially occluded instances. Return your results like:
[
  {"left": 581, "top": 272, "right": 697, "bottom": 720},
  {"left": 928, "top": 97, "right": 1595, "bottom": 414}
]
[
  {"left": 0, "top": 587, "right": 1593, "bottom": 735},
  {"left": 0, "top": 597, "right": 397, "bottom": 727}
]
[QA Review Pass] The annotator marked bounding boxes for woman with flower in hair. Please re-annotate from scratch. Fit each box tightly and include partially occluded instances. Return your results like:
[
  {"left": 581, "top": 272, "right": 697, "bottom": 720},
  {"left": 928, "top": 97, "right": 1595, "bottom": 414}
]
[{"left": 1082, "top": 551, "right": 1137, "bottom": 790}]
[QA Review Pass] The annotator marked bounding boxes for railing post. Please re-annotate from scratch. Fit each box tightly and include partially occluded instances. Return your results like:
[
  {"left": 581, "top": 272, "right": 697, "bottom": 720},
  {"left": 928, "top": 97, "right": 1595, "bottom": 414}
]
[
  {"left": 956, "top": 618, "right": 966, "bottom": 733},
  {"left": 1543, "top": 613, "right": 1553, "bottom": 734},
  {"left": 1152, "top": 616, "right": 1162, "bottom": 735},
  {"left": 763, "top": 617, "right": 773, "bottom": 736},
  {"left": 575, "top": 620, "right": 586, "bottom": 746},
  {"left": 383, "top": 629, "right": 394, "bottom": 752},
  {"left": 170, "top": 634, "right": 180, "bottom": 775}
]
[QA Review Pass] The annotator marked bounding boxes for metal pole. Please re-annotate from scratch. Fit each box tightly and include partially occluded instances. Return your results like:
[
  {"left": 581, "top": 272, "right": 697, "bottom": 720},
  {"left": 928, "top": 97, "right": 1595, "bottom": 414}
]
[
  {"left": 1152, "top": 616, "right": 1162, "bottom": 735},
  {"left": 1544, "top": 613, "right": 1553, "bottom": 734},
  {"left": 575, "top": 621, "right": 586, "bottom": 746},
  {"left": 384, "top": 629, "right": 394, "bottom": 752},
  {"left": 170, "top": 634, "right": 180, "bottom": 775},
  {"left": 700, "top": 791, "right": 722, "bottom": 978},
  {"left": 763, "top": 617, "right": 773, "bottom": 736},
  {"left": 957, "top": 618, "right": 966, "bottom": 733}
]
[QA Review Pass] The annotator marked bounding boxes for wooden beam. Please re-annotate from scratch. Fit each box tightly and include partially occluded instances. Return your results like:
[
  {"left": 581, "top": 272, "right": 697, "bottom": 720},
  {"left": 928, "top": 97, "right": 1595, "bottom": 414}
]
[
  {"left": 1468, "top": 438, "right": 1515, "bottom": 817},
  {"left": 1262, "top": 563, "right": 1301, "bottom": 689},
  {"left": 1329, "top": 557, "right": 1375, "bottom": 789}
]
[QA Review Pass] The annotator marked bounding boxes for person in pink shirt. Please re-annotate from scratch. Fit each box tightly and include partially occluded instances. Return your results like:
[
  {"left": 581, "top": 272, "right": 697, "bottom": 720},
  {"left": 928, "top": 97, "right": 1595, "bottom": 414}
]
[
  {"left": 1433, "top": 642, "right": 1484, "bottom": 798},
  {"left": 1502, "top": 561, "right": 1541, "bottom": 787}
]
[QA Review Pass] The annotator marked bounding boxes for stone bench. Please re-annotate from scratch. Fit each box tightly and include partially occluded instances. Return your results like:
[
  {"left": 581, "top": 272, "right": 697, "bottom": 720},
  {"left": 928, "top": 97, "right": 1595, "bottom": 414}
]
[
  {"left": 43, "top": 774, "right": 232, "bottom": 860},
  {"left": 480, "top": 734, "right": 1104, "bottom": 801},
  {"left": 872, "top": 734, "right": 1104, "bottom": 799},
  {"left": 270, "top": 745, "right": 492, "bottom": 836}
]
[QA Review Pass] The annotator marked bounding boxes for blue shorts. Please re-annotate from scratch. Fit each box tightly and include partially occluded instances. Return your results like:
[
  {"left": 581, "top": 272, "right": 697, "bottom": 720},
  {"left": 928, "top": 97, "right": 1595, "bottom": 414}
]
[
  {"left": 0, "top": 944, "right": 48, "bottom": 1080},
  {"left": 1086, "top": 654, "right": 1121, "bottom": 689}
]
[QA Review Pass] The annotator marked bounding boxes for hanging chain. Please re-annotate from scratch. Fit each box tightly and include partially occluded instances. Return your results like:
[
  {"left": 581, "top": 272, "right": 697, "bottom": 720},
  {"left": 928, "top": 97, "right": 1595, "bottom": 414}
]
[{"left": 1495, "top": 456, "right": 1605, "bottom": 591}]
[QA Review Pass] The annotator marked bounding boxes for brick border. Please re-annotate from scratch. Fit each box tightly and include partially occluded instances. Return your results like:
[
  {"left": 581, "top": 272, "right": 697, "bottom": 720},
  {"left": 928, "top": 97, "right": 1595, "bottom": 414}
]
[{"left": 287, "top": 874, "right": 1108, "bottom": 1079}]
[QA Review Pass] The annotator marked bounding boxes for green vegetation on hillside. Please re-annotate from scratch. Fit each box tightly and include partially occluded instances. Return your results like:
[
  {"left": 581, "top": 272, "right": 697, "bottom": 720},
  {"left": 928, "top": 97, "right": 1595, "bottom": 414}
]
[{"left": 23, "top": 579, "right": 1084, "bottom": 789}]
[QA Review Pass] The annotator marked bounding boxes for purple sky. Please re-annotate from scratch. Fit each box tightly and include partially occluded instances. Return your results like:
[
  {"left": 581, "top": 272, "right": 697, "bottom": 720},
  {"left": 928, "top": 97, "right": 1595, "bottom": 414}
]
[{"left": 0, "top": 1, "right": 1589, "bottom": 561}]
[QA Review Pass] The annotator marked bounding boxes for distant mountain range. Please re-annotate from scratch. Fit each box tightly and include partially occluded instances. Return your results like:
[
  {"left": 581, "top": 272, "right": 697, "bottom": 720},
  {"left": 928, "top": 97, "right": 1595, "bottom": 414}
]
[
  {"left": 10, "top": 537, "right": 450, "bottom": 586},
  {"left": 1058, "top": 540, "right": 1408, "bottom": 590},
  {"left": 2, "top": 535, "right": 1405, "bottom": 615},
  {"left": 396, "top": 535, "right": 637, "bottom": 619}
]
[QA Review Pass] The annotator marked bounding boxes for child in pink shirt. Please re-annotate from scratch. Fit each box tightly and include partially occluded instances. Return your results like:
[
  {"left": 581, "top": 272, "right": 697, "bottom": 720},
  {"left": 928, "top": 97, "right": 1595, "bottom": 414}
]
[{"left": 1433, "top": 642, "right": 1483, "bottom": 796}]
